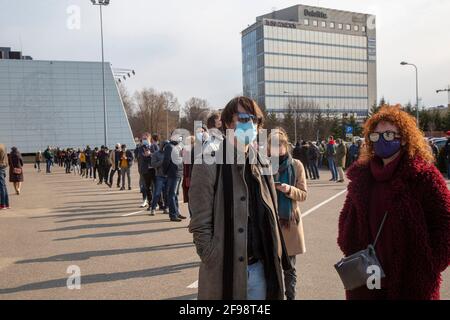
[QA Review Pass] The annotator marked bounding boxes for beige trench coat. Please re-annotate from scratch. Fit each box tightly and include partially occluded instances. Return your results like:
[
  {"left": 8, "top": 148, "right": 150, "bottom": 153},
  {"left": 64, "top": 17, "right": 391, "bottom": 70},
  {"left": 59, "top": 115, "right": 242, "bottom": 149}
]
[
  {"left": 188, "top": 144, "right": 286, "bottom": 300},
  {"left": 280, "top": 159, "right": 307, "bottom": 256}
]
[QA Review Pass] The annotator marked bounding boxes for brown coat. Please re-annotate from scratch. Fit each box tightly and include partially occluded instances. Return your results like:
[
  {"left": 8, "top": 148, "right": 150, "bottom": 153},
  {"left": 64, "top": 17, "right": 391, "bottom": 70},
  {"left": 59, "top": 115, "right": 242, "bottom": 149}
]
[
  {"left": 8, "top": 151, "right": 24, "bottom": 182},
  {"left": 281, "top": 159, "right": 307, "bottom": 256},
  {"left": 188, "top": 143, "right": 287, "bottom": 300}
]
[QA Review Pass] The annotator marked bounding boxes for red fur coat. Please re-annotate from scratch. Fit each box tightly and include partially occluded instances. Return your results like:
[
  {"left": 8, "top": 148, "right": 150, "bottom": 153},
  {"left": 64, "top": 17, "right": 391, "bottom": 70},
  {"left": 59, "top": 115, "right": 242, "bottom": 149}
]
[{"left": 338, "top": 154, "right": 450, "bottom": 300}]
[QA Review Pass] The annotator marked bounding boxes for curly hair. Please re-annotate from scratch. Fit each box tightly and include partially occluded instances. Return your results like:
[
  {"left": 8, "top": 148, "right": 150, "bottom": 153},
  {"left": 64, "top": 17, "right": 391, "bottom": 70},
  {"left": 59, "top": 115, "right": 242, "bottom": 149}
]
[{"left": 359, "top": 104, "right": 434, "bottom": 163}]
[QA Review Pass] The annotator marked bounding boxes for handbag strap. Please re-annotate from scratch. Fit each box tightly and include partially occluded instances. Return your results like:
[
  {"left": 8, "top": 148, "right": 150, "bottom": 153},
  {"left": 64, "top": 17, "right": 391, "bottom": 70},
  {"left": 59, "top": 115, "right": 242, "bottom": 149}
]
[{"left": 372, "top": 211, "right": 388, "bottom": 248}]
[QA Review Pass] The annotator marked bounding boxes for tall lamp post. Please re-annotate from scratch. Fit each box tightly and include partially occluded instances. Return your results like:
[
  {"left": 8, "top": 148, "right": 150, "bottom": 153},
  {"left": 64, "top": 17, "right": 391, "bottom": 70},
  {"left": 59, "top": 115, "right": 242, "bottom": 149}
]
[
  {"left": 91, "top": 0, "right": 110, "bottom": 147},
  {"left": 400, "top": 61, "right": 419, "bottom": 127}
]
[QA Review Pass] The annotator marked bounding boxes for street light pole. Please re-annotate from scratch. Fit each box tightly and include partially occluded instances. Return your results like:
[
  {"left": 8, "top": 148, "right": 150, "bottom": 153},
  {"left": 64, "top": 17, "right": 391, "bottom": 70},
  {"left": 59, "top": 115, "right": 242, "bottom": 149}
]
[
  {"left": 400, "top": 61, "right": 419, "bottom": 127},
  {"left": 92, "top": 0, "right": 110, "bottom": 147}
]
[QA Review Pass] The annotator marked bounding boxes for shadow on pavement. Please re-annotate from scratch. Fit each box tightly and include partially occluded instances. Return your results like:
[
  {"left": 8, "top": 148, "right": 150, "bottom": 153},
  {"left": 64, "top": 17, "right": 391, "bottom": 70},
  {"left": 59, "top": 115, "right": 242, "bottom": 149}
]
[
  {"left": 40, "top": 219, "right": 169, "bottom": 232},
  {"left": 53, "top": 226, "right": 188, "bottom": 241},
  {"left": 0, "top": 262, "right": 200, "bottom": 295},
  {"left": 15, "top": 242, "right": 195, "bottom": 264}
]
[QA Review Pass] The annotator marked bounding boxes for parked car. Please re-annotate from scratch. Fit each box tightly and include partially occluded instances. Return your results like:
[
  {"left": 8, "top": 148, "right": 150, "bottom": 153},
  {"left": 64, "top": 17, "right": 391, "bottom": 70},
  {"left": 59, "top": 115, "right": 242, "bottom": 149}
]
[{"left": 429, "top": 137, "right": 447, "bottom": 151}]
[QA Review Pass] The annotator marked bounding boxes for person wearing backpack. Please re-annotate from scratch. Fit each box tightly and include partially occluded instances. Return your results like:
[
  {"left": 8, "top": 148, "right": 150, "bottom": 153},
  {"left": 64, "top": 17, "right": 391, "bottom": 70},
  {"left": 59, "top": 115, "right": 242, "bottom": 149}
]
[
  {"left": 43, "top": 147, "right": 53, "bottom": 174},
  {"left": 269, "top": 129, "right": 308, "bottom": 300},
  {"left": 148, "top": 141, "right": 169, "bottom": 216}
]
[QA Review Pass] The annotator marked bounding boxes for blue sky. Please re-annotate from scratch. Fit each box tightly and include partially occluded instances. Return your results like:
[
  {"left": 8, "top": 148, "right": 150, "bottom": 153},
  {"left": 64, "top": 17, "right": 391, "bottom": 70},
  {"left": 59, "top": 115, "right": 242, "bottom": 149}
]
[{"left": 1, "top": 0, "right": 450, "bottom": 109}]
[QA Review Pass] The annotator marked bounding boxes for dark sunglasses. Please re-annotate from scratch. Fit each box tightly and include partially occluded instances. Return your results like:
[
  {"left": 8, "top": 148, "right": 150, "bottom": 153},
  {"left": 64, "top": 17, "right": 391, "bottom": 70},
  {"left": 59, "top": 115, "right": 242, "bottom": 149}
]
[
  {"left": 237, "top": 113, "right": 259, "bottom": 124},
  {"left": 369, "top": 131, "right": 401, "bottom": 143}
]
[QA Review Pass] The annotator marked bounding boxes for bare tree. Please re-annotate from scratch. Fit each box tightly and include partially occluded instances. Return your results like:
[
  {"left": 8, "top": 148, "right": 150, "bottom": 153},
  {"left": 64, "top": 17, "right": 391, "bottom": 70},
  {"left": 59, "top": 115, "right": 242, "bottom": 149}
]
[
  {"left": 180, "top": 97, "right": 210, "bottom": 132},
  {"left": 118, "top": 82, "right": 135, "bottom": 118},
  {"left": 134, "top": 88, "right": 167, "bottom": 135}
]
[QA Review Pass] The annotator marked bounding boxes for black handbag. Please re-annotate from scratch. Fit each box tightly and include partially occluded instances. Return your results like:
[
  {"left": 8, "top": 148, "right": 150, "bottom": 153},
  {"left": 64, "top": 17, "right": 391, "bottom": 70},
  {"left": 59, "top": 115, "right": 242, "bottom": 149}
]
[{"left": 334, "top": 211, "right": 388, "bottom": 291}]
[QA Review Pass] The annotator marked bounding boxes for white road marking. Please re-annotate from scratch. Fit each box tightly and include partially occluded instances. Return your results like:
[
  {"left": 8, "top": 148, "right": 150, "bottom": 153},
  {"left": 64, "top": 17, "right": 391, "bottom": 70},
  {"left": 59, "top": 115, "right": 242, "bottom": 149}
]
[
  {"left": 187, "top": 280, "right": 198, "bottom": 289},
  {"left": 121, "top": 210, "right": 145, "bottom": 217},
  {"left": 301, "top": 189, "right": 347, "bottom": 218}
]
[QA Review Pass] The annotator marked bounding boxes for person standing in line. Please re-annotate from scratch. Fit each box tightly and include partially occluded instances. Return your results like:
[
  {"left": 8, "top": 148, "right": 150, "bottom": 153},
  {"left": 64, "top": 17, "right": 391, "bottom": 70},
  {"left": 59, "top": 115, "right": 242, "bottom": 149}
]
[
  {"left": 0, "top": 144, "right": 10, "bottom": 210},
  {"left": 308, "top": 141, "right": 320, "bottom": 180},
  {"left": 163, "top": 133, "right": 186, "bottom": 222},
  {"left": 119, "top": 144, "right": 134, "bottom": 191},
  {"left": 148, "top": 140, "right": 169, "bottom": 216},
  {"left": 348, "top": 139, "right": 361, "bottom": 166},
  {"left": 335, "top": 138, "right": 347, "bottom": 183},
  {"left": 182, "top": 136, "right": 196, "bottom": 206},
  {"left": 97, "top": 146, "right": 107, "bottom": 185},
  {"left": 318, "top": 141, "right": 325, "bottom": 169},
  {"left": 72, "top": 149, "right": 80, "bottom": 175},
  {"left": 269, "top": 129, "right": 307, "bottom": 300},
  {"left": 79, "top": 149, "right": 87, "bottom": 177},
  {"left": 85, "top": 145, "right": 93, "bottom": 179},
  {"left": 35, "top": 151, "right": 43, "bottom": 172},
  {"left": 189, "top": 96, "right": 291, "bottom": 300},
  {"left": 135, "top": 139, "right": 148, "bottom": 208},
  {"left": 92, "top": 147, "right": 99, "bottom": 181},
  {"left": 338, "top": 105, "right": 450, "bottom": 300},
  {"left": 64, "top": 149, "right": 71, "bottom": 174},
  {"left": 43, "top": 146, "right": 53, "bottom": 174},
  {"left": 299, "top": 141, "right": 311, "bottom": 180},
  {"left": 184, "top": 127, "right": 209, "bottom": 205},
  {"left": 326, "top": 136, "right": 338, "bottom": 182},
  {"left": 8, "top": 147, "right": 24, "bottom": 195},
  {"left": 150, "top": 134, "right": 162, "bottom": 207},
  {"left": 104, "top": 147, "right": 112, "bottom": 184},
  {"left": 204, "top": 112, "right": 224, "bottom": 153},
  {"left": 137, "top": 133, "right": 157, "bottom": 208},
  {"left": 108, "top": 143, "right": 122, "bottom": 188},
  {"left": 292, "top": 142, "right": 301, "bottom": 162}
]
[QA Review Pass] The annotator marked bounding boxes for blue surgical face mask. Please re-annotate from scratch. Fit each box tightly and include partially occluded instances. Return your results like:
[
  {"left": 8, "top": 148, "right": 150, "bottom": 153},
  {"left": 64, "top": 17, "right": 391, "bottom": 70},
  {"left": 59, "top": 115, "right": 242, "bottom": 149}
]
[
  {"left": 142, "top": 140, "right": 149, "bottom": 146},
  {"left": 235, "top": 121, "right": 257, "bottom": 145},
  {"left": 374, "top": 136, "right": 401, "bottom": 159},
  {"left": 196, "top": 132, "right": 204, "bottom": 142}
]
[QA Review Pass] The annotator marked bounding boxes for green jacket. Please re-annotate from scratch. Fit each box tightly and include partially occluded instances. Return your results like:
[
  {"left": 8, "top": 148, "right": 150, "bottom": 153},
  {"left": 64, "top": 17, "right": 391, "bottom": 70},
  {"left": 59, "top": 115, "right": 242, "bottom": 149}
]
[{"left": 335, "top": 143, "right": 347, "bottom": 168}]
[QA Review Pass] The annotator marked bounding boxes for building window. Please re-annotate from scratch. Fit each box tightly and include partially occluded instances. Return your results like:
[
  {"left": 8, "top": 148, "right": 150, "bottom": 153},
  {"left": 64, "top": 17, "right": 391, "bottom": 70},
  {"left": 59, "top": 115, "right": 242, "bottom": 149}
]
[
  {"left": 338, "top": 23, "right": 343, "bottom": 29},
  {"left": 329, "top": 22, "right": 335, "bottom": 28},
  {"left": 346, "top": 24, "right": 351, "bottom": 30},
  {"left": 312, "top": 20, "right": 318, "bottom": 27},
  {"left": 304, "top": 19, "right": 309, "bottom": 26},
  {"left": 354, "top": 25, "right": 359, "bottom": 31},
  {"left": 321, "top": 21, "right": 326, "bottom": 28},
  {"left": 362, "top": 26, "right": 366, "bottom": 32}
]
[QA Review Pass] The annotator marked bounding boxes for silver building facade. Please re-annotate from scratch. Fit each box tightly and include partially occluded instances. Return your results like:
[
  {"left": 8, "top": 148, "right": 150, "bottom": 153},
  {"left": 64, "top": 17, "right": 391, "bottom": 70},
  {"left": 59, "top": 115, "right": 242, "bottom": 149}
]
[
  {"left": 242, "top": 5, "right": 377, "bottom": 117},
  {"left": 0, "top": 53, "right": 135, "bottom": 154}
]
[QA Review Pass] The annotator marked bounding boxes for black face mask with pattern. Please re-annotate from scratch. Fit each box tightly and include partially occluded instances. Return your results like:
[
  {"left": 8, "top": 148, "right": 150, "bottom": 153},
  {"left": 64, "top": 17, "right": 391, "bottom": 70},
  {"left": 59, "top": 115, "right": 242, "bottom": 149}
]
[{"left": 279, "top": 153, "right": 289, "bottom": 165}]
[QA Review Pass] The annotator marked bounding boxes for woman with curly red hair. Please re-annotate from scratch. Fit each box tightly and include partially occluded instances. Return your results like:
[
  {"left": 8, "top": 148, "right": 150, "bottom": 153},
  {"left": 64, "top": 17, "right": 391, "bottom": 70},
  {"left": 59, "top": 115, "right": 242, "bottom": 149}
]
[{"left": 338, "top": 105, "right": 450, "bottom": 300}]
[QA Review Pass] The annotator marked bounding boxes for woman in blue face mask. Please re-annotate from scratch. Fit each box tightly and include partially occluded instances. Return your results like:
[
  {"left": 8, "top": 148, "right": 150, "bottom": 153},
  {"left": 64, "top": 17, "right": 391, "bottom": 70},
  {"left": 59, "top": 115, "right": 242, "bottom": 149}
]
[{"left": 338, "top": 105, "right": 450, "bottom": 300}]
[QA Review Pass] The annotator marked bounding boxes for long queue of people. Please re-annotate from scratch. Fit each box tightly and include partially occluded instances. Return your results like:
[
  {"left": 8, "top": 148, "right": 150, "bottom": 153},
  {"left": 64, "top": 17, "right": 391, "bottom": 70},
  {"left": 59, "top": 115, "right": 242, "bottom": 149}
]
[
  {"left": 1, "top": 96, "right": 449, "bottom": 301},
  {"left": 292, "top": 138, "right": 363, "bottom": 183}
]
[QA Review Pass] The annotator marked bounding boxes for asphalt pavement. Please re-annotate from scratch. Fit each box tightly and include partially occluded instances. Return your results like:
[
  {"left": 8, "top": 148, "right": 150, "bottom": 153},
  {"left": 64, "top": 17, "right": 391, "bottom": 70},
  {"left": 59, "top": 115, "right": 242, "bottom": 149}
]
[{"left": 0, "top": 164, "right": 448, "bottom": 300}]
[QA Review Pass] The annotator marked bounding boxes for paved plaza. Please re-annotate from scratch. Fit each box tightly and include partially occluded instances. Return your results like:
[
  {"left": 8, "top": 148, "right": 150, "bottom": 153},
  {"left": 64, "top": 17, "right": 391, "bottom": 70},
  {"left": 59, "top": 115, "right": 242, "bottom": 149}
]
[{"left": 0, "top": 164, "right": 448, "bottom": 299}]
